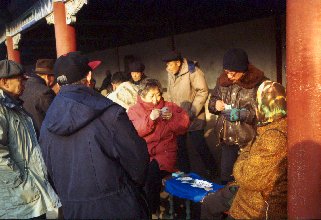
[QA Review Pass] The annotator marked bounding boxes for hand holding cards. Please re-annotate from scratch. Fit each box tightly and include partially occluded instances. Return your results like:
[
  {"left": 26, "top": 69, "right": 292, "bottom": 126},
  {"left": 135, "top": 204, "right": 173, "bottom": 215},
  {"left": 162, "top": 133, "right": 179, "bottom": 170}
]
[{"left": 161, "top": 107, "right": 172, "bottom": 120}]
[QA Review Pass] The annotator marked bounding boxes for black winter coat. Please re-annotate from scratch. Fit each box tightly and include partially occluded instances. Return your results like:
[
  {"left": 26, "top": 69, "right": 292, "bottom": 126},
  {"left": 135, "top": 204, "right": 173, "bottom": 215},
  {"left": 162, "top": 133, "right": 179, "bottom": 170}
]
[
  {"left": 39, "top": 85, "right": 149, "bottom": 219},
  {"left": 208, "top": 64, "right": 266, "bottom": 147},
  {"left": 21, "top": 75, "right": 55, "bottom": 136}
]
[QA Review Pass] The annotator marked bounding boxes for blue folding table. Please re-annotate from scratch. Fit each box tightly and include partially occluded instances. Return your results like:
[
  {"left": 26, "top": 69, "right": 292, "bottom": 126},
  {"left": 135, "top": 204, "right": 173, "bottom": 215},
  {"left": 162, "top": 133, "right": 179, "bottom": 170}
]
[{"left": 165, "top": 173, "right": 224, "bottom": 219}]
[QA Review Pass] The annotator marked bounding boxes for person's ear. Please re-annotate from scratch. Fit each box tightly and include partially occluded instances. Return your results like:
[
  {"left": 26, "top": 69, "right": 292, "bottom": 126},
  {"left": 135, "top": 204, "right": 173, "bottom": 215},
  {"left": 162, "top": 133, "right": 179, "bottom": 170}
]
[
  {"left": 111, "top": 83, "right": 117, "bottom": 91},
  {"left": 43, "top": 75, "right": 49, "bottom": 84},
  {"left": 176, "top": 60, "right": 182, "bottom": 67},
  {"left": 0, "top": 78, "right": 9, "bottom": 88}
]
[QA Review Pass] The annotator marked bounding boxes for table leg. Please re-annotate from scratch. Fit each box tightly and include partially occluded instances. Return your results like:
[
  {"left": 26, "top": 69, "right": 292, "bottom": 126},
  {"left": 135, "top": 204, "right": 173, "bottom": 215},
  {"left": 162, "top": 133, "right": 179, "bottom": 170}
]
[
  {"left": 186, "top": 200, "right": 191, "bottom": 219},
  {"left": 169, "top": 195, "right": 174, "bottom": 219}
]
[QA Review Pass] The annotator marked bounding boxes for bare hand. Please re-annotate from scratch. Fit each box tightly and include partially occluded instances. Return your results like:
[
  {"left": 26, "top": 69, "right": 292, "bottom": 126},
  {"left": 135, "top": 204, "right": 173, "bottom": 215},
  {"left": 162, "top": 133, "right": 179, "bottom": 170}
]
[
  {"left": 215, "top": 100, "right": 225, "bottom": 111},
  {"left": 150, "top": 109, "right": 161, "bottom": 120},
  {"left": 161, "top": 111, "right": 172, "bottom": 120}
]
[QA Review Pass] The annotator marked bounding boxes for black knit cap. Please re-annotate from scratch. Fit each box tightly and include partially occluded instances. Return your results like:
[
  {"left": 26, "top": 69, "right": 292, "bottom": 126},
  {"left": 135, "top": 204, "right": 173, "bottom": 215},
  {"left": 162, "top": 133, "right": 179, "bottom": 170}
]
[
  {"left": 0, "top": 60, "right": 26, "bottom": 78},
  {"left": 223, "top": 48, "right": 249, "bottom": 72},
  {"left": 128, "top": 60, "right": 145, "bottom": 72},
  {"left": 54, "top": 51, "right": 92, "bottom": 85}
]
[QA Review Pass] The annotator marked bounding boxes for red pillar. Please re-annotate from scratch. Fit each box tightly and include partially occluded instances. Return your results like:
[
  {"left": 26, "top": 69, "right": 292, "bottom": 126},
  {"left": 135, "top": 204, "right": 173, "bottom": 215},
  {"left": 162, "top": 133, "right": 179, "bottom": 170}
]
[
  {"left": 6, "top": 36, "right": 21, "bottom": 63},
  {"left": 53, "top": 1, "right": 76, "bottom": 57},
  {"left": 287, "top": 0, "right": 321, "bottom": 219}
]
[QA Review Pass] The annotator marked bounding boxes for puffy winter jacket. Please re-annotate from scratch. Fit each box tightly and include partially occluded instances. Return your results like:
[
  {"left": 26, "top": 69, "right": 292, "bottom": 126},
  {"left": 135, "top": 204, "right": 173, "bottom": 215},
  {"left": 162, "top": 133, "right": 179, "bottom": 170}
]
[
  {"left": 208, "top": 64, "right": 266, "bottom": 147},
  {"left": 107, "top": 81, "right": 138, "bottom": 110},
  {"left": 230, "top": 118, "right": 287, "bottom": 219},
  {"left": 39, "top": 85, "right": 149, "bottom": 219},
  {"left": 167, "top": 58, "right": 209, "bottom": 131},
  {"left": 128, "top": 96, "right": 190, "bottom": 172},
  {"left": 0, "top": 89, "right": 60, "bottom": 219}
]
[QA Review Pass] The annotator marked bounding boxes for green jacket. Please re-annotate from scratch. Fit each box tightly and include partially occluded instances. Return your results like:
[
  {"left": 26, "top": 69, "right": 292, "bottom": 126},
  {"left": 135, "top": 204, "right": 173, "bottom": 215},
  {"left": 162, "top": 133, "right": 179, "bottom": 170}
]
[{"left": 0, "top": 90, "right": 60, "bottom": 218}]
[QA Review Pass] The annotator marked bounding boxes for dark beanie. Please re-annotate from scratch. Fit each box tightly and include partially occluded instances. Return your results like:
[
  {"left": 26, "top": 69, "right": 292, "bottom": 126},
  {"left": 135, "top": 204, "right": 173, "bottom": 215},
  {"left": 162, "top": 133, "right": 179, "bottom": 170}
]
[
  {"left": 223, "top": 48, "right": 249, "bottom": 72},
  {"left": 128, "top": 60, "right": 145, "bottom": 72}
]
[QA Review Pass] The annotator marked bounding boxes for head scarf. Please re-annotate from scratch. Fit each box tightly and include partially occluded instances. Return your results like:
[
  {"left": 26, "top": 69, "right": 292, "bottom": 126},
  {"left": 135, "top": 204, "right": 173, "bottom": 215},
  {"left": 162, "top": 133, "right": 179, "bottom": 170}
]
[{"left": 256, "top": 80, "right": 286, "bottom": 126}]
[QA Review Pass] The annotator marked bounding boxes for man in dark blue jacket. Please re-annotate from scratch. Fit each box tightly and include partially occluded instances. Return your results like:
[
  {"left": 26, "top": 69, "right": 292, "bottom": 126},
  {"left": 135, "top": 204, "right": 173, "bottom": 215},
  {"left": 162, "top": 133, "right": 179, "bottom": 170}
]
[{"left": 39, "top": 52, "right": 149, "bottom": 219}]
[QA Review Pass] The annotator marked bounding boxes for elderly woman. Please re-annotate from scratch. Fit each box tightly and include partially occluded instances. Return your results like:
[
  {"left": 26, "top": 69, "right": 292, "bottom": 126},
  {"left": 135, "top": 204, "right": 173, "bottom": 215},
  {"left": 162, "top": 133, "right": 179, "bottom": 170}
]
[
  {"left": 201, "top": 80, "right": 287, "bottom": 219},
  {"left": 128, "top": 78, "right": 190, "bottom": 217}
]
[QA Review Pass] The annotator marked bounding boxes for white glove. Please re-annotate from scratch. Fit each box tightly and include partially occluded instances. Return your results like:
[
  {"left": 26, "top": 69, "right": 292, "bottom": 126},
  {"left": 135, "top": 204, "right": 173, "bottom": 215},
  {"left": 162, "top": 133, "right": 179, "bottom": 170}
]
[{"left": 150, "top": 109, "right": 161, "bottom": 120}]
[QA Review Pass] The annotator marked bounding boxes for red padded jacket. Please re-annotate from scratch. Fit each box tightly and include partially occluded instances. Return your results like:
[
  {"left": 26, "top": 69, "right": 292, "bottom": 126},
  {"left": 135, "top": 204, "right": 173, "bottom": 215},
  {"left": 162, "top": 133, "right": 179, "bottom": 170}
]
[{"left": 128, "top": 96, "right": 190, "bottom": 172}]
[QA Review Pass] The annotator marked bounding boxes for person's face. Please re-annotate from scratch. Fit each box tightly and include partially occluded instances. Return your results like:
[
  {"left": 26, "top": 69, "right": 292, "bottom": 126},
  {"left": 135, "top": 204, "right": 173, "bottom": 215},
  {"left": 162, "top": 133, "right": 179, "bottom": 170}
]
[
  {"left": 47, "top": 75, "right": 55, "bottom": 87},
  {"left": 225, "top": 69, "right": 245, "bottom": 83},
  {"left": 0, "top": 75, "right": 26, "bottom": 98},
  {"left": 166, "top": 60, "right": 181, "bottom": 75},
  {"left": 38, "top": 74, "right": 55, "bottom": 87},
  {"left": 131, "top": 72, "right": 143, "bottom": 82},
  {"left": 141, "top": 87, "right": 162, "bottom": 105}
]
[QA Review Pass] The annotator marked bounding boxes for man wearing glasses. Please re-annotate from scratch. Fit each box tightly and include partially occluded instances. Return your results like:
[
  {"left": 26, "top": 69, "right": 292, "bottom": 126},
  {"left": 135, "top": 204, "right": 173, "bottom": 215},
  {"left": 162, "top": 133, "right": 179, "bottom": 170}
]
[{"left": 208, "top": 48, "right": 266, "bottom": 185}]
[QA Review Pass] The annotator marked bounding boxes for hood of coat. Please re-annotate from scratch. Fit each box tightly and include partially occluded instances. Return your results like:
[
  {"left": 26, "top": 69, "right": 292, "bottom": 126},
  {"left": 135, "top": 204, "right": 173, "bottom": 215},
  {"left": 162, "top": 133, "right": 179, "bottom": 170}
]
[
  {"left": 137, "top": 95, "right": 165, "bottom": 111},
  {"left": 217, "top": 64, "right": 266, "bottom": 89},
  {"left": 44, "top": 84, "right": 114, "bottom": 136}
]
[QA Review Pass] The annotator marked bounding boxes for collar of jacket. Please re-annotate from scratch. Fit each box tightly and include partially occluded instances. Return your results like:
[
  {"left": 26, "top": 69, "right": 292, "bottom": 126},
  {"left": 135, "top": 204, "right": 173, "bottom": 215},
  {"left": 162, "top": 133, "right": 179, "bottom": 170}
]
[
  {"left": 59, "top": 83, "right": 92, "bottom": 94},
  {"left": 0, "top": 89, "right": 23, "bottom": 109},
  {"left": 175, "top": 58, "right": 198, "bottom": 77},
  {"left": 217, "top": 64, "right": 266, "bottom": 89},
  {"left": 27, "top": 73, "right": 47, "bottom": 85},
  {"left": 257, "top": 117, "right": 287, "bottom": 136},
  {"left": 137, "top": 95, "right": 165, "bottom": 111}
]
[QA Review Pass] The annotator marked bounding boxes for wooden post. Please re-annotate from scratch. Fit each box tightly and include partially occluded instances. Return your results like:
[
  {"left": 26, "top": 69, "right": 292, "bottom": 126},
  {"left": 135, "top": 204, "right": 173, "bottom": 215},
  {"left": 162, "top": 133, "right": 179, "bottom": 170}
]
[
  {"left": 287, "top": 0, "right": 321, "bottom": 218},
  {"left": 53, "top": 1, "right": 76, "bottom": 57},
  {"left": 6, "top": 36, "right": 21, "bottom": 63}
]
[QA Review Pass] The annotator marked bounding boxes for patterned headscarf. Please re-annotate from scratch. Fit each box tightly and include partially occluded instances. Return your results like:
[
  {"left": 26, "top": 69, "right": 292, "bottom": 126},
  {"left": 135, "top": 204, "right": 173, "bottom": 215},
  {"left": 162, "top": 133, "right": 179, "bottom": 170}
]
[{"left": 256, "top": 80, "right": 286, "bottom": 125}]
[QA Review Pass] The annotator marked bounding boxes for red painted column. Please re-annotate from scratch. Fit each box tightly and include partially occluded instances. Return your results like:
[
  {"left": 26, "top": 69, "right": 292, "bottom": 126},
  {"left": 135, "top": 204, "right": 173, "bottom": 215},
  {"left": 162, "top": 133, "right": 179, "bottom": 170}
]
[
  {"left": 287, "top": 0, "right": 321, "bottom": 219},
  {"left": 6, "top": 36, "right": 21, "bottom": 63},
  {"left": 53, "top": 1, "right": 76, "bottom": 57}
]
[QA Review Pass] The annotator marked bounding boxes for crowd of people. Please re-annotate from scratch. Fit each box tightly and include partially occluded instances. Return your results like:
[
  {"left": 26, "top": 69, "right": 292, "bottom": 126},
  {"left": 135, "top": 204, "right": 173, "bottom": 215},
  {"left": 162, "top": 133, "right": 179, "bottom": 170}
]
[{"left": 0, "top": 48, "right": 287, "bottom": 219}]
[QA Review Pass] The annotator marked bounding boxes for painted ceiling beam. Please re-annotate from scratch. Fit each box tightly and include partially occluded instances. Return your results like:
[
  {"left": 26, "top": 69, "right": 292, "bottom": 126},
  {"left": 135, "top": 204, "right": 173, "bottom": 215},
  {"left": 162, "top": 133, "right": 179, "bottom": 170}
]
[{"left": 0, "top": 0, "right": 87, "bottom": 45}]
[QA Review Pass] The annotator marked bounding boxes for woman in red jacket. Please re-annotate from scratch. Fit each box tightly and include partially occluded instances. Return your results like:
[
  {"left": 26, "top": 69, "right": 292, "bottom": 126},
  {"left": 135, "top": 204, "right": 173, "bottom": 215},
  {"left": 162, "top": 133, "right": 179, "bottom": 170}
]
[{"left": 128, "top": 78, "right": 190, "bottom": 217}]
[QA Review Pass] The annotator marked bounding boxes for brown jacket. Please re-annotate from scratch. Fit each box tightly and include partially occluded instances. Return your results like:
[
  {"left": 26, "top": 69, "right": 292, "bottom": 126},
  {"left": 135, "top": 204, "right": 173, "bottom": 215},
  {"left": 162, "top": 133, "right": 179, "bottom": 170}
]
[
  {"left": 230, "top": 118, "right": 287, "bottom": 219},
  {"left": 208, "top": 64, "right": 266, "bottom": 146},
  {"left": 167, "top": 58, "right": 209, "bottom": 131}
]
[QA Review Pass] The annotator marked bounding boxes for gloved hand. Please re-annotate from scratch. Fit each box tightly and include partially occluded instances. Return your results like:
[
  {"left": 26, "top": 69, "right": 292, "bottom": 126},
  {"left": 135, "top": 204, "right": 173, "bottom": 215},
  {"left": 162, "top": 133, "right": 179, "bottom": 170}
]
[
  {"left": 150, "top": 109, "right": 161, "bottom": 120},
  {"left": 221, "top": 108, "right": 249, "bottom": 122}
]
